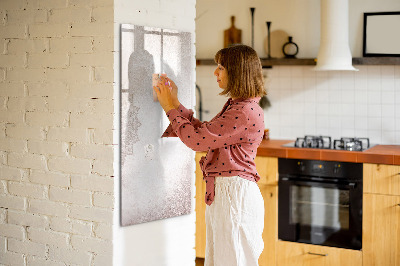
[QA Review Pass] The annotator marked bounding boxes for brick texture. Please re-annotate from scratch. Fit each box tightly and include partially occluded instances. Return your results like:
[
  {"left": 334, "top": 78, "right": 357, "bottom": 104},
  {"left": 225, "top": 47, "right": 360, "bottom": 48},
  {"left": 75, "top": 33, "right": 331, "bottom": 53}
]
[{"left": 0, "top": 0, "right": 114, "bottom": 264}]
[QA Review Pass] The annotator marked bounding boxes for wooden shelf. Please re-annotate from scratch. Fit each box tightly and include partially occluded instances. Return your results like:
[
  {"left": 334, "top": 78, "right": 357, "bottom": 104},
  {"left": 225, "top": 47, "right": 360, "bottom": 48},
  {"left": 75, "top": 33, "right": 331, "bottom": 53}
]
[
  {"left": 352, "top": 57, "right": 400, "bottom": 65},
  {"left": 196, "top": 57, "right": 400, "bottom": 67}
]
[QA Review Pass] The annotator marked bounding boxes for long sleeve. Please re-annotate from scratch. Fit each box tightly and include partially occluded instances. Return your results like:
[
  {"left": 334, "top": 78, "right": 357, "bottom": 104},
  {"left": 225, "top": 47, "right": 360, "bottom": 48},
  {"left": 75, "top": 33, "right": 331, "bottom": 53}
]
[
  {"left": 165, "top": 105, "right": 249, "bottom": 152},
  {"left": 161, "top": 103, "right": 202, "bottom": 138}
]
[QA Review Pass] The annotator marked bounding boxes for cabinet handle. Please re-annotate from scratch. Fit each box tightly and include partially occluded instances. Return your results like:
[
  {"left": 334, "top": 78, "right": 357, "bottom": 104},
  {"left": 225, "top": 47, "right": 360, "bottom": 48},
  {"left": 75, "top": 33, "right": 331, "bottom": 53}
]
[
  {"left": 397, "top": 204, "right": 400, "bottom": 207},
  {"left": 307, "top": 252, "right": 328, "bottom": 256}
]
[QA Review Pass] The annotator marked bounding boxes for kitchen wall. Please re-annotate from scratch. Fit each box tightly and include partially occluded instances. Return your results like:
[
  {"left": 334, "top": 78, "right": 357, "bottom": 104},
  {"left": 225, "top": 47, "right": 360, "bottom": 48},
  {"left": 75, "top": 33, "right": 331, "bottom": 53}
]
[
  {"left": 196, "top": 0, "right": 400, "bottom": 145},
  {"left": 0, "top": 0, "right": 114, "bottom": 265},
  {"left": 113, "top": 0, "right": 196, "bottom": 266}
]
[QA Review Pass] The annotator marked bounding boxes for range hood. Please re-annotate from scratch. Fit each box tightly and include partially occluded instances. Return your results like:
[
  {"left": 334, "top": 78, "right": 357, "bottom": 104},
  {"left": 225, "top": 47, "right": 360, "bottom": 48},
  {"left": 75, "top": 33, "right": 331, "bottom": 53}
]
[{"left": 314, "top": 0, "right": 358, "bottom": 71}]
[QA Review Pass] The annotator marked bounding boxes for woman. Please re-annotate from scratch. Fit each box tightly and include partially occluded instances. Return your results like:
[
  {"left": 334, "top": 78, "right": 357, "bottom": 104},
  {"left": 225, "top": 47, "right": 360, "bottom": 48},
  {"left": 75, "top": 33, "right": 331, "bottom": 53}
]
[{"left": 154, "top": 44, "right": 266, "bottom": 266}]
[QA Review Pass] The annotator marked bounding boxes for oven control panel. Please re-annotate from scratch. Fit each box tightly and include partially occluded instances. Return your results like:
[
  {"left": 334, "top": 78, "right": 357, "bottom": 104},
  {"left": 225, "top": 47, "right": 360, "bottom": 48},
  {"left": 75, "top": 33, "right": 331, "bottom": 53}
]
[{"left": 281, "top": 158, "right": 362, "bottom": 180}]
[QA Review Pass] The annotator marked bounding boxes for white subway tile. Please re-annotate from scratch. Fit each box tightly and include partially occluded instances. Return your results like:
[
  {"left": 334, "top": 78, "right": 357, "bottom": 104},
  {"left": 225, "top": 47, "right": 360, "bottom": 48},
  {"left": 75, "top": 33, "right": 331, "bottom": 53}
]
[
  {"left": 279, "top": 78, "right": 291, "bottom": 89},
  {"left": 395, "top": 66, "right": 400, "bottom": 78},
  {"left": 328, "top": 89, "right": 341, "bottom": 103},
  {"left": 382, "top": 117, "right": 396, "bottom": 131},
  {"left": 304, "top": 102, "right": 316, "bottom": 115},
  {"left": 291, "top": 77, "right": 304, "bottom": 90},
  {"left": 367, "top": 104, "right": 382, "bottom": 118},
  {"left": 341, "top": 104, "right": 355, "bottom": 116},
  {"left": 341, "top": 89, "right": 354, "bottom": 104},
  {"left": 367, "top": 130, "right": 382, "bottom": 143},
  {"left": 328, "top": 103, "right": 341, "bottom": 116},
  {"left": 395, "top": 119, "right": 400, "bottom": 131},
  {"left": 355, "top": 128, "right": 368, "bottom": 138},
  {"left": 382, "top": 104, "right": 395, "bottom": 118},
  {"left": 303, "top": 87, "right": 316, "bottom": 103},
  {"left": 367, "top": 117, "right": 382, "bottom": 131},
  {"left": 341, "top": 117, "right": 355, "bottom": 129},
  {"left": 341, "top": 128, "right": 355, "bottom": 137},
  {"left": 367, "top": 91, "right": 381, "bottom": 105},
  {"left": 316, "top": 116, "right": 330, "bottom": 128},
  {"left": 381, "top": 131, "right": 396, "bottom": 144},
  {"left": 382, "top": 78, "right": 395, "bottom": 91},
  {"left": 303, "top": 67, "right": 316, "bottom": 78},
  {"left": 395, "top": 131, "right": 400, "bottom": 143},
  {"left": 367, "top": 76, "right": 382, "bottom": 91},
  {"left": 316, "top": 103, "right": 329, "bottom": 116},
  {"left": 381, "top": 65, "right": 395, "bottom": 77},
  {"left": 382, "top": 90, "right": 395, "bottom": 104},
  {"left": 355, "top": 104, "right": 368, "bottom": 117},
  {"left": 316, "top": 89, "right": 329, "bottom": 103},
  {"left": 354, "top": 116, "right": 368, "bottom": 130}
]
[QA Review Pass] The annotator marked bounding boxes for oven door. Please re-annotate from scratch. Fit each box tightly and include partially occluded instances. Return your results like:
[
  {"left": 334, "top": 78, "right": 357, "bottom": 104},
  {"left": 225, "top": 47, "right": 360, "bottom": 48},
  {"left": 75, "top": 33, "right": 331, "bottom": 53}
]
[{"left": 278, "top": 176, "right": 362, "bottom": 250}]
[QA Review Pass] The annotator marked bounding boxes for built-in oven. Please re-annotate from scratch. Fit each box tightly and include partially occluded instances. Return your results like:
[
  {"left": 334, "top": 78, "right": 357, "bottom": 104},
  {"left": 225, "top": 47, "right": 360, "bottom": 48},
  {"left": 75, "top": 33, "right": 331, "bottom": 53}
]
[{"left": 278, "top": 158, "right": 363, "bottom": 250}]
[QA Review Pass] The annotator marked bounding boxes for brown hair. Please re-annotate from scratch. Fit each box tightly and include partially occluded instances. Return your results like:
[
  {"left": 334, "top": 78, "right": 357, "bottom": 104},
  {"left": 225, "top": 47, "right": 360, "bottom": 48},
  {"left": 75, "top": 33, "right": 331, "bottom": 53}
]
[{"left": 214, "top": 44, "right": 266, "bottom": 99}]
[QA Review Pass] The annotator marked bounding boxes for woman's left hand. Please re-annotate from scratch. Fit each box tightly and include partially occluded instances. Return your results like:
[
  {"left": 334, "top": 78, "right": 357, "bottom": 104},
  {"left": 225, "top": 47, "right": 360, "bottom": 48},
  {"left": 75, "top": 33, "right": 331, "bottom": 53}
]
[{"left": 153, "top": 76, "right": 175, "bottom": 113}]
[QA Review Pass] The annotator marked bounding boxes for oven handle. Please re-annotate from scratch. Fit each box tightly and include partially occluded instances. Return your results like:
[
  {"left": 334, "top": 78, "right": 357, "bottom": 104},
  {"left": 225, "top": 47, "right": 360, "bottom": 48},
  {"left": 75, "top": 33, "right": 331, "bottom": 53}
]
[{"left": 280, "top": 177, "right": 357, "bottom": 189}]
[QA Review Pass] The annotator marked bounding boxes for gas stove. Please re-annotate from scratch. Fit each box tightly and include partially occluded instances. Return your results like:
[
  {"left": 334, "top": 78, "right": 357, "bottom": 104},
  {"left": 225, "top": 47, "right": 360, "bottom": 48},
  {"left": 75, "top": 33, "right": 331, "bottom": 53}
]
[{"left": 283, "top": 135, "right": 373, "bottom": 151}]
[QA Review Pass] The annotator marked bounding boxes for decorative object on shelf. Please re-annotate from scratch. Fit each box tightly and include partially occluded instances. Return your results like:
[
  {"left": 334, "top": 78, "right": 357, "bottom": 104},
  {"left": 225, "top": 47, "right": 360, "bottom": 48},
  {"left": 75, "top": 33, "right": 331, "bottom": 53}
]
[
  {"left": 264, "top": 29, "right": 289, "bottom": 58},
  {"left": 250, "top": 7, "right": 255, "bottom": 48},
  {"left": 266, "top": 21, "right": 272, "bottom": 58},
  {"left": 282, "top": 36, "right": 299, "bottom": 58},
  {"left": 224, "top": 16, "right": 242, "bottom": 48},
  {"left": 314, "top": 0, "right": 357, "bottom": 71},
  {"left": 363, "top": 11, "right": 400, "bottom": 57}
]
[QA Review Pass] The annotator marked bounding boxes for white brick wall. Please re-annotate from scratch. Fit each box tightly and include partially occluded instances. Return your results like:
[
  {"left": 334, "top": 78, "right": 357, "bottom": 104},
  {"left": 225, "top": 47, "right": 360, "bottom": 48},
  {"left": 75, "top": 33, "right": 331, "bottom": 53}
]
[{"left": 0, "top": 0, "right": 114, "bottom": 265}]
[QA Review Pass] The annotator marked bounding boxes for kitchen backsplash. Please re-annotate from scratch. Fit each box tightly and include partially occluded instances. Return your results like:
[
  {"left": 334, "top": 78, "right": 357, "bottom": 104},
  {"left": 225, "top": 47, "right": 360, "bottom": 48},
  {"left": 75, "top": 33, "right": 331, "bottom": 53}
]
[{"left": 196, "top": 65, "right": 400, "bottom": 145}]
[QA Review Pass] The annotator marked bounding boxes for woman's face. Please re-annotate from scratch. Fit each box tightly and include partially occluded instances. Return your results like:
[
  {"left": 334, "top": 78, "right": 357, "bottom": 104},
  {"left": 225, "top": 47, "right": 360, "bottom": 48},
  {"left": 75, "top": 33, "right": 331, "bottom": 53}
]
[{"left": 214, "top": 64, "right": 228, "bottom": 90}]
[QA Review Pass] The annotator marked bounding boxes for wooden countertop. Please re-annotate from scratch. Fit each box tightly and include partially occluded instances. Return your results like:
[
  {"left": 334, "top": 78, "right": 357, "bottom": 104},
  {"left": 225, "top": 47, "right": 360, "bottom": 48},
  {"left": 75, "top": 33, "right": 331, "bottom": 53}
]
[{"left": 257, "top": 139, "right": 400, "bottom": 165}]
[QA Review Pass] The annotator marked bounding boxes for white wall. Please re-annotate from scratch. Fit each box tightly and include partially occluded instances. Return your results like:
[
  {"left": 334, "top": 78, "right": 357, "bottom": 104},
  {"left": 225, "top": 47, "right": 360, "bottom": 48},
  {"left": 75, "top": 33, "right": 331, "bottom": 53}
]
[
  {"left": 113, "top": 1, "right": 197, "bottom": 266},
  {"left": 196, "top": 0, "right": 400, "bottom": 58},
  {"left": 196, "top": 0, "right": 400, "bottom": 145}
]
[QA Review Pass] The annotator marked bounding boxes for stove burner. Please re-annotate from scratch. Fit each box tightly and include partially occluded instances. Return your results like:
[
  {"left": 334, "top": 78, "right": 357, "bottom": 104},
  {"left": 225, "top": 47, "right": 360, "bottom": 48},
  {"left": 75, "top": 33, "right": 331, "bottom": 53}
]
[
  {"left": 295, "top": 135, "right": 332, "bottom": 149},
  {"left": 333, "top": 137, "right": 370, "bottom": 151},
  {"left": 286, "top": 136, "right": 372, "bottom": 151}
]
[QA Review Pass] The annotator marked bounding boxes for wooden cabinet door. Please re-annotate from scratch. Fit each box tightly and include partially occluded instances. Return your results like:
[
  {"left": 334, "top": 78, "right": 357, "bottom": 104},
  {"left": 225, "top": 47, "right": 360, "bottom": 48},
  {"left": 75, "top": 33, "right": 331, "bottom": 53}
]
[
  {"left": 259, "top": 185, "right": 278, "bottom": 266},
  {"left": 364, "top": 164, "right": 400, "bottom": 196},
  {"left": 363, "top": 193, "right": 400, "bottom": 266},
  {"left": 255, "top": 156, "right": 278, "bottom": 186},
  {"left": 276, "top": 241, "right": 362, "bottom": 266},
  {"left": 195, "top": 152, "right": 207, "bottom": 258}
]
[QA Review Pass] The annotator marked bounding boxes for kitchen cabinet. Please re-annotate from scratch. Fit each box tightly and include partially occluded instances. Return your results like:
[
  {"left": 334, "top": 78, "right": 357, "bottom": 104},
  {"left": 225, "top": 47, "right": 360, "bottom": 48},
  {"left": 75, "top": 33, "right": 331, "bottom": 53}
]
[
  {"left": 259, "top": 184, "right": 278, "bottom": 266},
  {"left": 276, "top": 241, "right": 362, "bottom": 266},
  {"left": 363, "top": 164, "right": 400, "bottom": 266},
  {"left": 195, "top": 154, "right": 279, "bottom": 266},
  {"left": 363, "top": 163, "right": 400, "bottom": 196},
  {"left": 195, "top": 152, "right": 207, "bottom": 258}
]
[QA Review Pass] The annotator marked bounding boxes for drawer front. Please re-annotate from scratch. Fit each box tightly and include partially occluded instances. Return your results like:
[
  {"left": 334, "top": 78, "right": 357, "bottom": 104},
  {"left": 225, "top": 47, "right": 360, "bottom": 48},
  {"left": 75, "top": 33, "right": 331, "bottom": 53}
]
[
  {"left": 277, "top": 241, "right": 362, "bottom": 266},
  {"left": 364, "top": 164, "right": 400, "bottom": 196}
]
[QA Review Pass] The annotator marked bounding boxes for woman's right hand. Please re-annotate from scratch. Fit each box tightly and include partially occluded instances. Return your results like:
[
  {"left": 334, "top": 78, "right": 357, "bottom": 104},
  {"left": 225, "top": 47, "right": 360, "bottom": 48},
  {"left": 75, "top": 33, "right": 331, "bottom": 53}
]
[{"left": 165, "top": 77, "right": 180, "bottom": 109}]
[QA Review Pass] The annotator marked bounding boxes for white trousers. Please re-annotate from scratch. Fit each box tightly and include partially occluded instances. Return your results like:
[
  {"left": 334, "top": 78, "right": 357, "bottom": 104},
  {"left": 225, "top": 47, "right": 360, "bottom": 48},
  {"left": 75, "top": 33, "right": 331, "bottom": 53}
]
[{"left": 205, "top": 176, "right": 264, "bottom": 266}]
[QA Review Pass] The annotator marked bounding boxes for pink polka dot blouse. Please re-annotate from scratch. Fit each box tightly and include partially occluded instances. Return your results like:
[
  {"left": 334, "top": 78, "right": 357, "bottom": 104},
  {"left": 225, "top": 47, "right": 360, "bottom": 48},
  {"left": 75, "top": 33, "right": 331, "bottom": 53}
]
[{"left": 162, "top": 97, "right": 265, "bottom": 205}]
